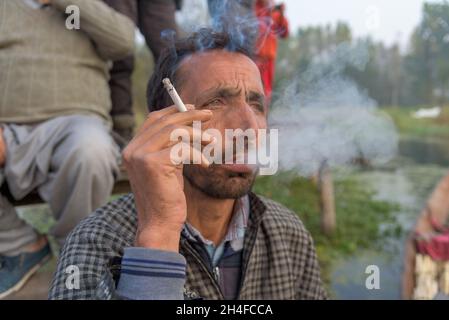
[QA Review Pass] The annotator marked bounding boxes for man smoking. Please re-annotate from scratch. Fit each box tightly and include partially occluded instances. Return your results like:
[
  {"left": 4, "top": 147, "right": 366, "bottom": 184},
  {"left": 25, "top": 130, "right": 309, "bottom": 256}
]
[{"left": 49, "top": 28, "right": 327, "bottom": 300}]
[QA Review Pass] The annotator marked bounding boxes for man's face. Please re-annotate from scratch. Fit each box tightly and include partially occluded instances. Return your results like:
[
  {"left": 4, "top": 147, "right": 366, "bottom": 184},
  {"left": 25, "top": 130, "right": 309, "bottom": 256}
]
[{"left": 177, "top": 50, "right": 267, "bottom": 199}]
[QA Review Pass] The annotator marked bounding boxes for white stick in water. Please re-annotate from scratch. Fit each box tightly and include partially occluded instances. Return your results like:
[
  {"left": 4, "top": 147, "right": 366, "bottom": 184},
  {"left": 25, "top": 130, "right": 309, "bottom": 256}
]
[{"left": 162, "top": 78, "right": 188, "bottom": 112}]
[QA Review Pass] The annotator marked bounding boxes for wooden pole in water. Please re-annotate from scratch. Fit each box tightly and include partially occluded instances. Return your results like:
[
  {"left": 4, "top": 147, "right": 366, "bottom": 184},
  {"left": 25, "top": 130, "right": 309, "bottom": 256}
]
[{"left": 318, "top": 161, "right": 336, "bottom": 235}]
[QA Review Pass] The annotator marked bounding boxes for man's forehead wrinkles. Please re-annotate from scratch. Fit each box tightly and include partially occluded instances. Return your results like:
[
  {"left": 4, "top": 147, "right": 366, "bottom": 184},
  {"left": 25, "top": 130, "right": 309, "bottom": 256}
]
[
  {"left": 181, "top": 56, "right": 263, "bottom": 101},
  {"left": 201, "top": 83, "right": 256, "bottom": 99}
]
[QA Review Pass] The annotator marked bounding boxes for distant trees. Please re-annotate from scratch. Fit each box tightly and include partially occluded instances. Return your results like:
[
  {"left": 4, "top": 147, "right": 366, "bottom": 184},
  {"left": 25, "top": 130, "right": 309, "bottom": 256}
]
[
  {"left": 275, "top": 2, "right": 449, "bottom": 107},
  {"left": 406, "top": 2, "right": 449, "bottom": 106}
]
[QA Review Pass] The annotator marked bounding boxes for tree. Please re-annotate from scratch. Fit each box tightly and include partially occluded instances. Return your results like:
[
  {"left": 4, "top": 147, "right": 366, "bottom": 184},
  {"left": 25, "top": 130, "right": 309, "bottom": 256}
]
[{"left": 406, "top": 2, "right": 449, "bottom": 105}]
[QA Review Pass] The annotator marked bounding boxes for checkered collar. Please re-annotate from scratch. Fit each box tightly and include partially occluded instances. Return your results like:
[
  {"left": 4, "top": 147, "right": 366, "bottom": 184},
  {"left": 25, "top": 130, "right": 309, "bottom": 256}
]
[{"left": 182, "top": 195, "right": 250, "bottom": 247}]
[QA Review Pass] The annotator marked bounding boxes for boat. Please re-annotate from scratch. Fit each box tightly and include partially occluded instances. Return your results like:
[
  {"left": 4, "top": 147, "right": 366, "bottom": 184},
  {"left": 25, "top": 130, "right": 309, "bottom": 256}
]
[{"left": 402, "top": 171, "right": 449, "bottom": 299}]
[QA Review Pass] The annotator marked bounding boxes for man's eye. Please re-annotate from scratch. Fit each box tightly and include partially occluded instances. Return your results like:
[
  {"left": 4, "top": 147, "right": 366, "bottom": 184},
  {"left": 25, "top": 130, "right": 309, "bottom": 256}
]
[
  {"left": 206, "top": 99, "right": 224, "bottom": 106},
  {"left": 251, "top": 103, "right": 265, "bottom": 113}
]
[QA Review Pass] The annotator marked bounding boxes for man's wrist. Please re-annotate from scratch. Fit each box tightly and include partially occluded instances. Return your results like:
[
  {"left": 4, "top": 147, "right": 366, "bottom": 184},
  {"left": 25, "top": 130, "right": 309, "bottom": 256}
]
[
  {"left": 117, "top": 247, "right": 186, "bottom": 300},
  {"left": 135, "top": 227, "right": 182, "bottom": 252}
]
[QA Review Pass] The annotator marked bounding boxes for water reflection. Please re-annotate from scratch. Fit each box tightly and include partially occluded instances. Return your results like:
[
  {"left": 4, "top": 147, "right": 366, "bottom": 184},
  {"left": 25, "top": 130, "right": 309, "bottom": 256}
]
[
  {"left": 330, "top": 137, "right": 449, "bottom": 299},
  {"left": 400, "top": 137, "right": 449, "bottom": 166}
]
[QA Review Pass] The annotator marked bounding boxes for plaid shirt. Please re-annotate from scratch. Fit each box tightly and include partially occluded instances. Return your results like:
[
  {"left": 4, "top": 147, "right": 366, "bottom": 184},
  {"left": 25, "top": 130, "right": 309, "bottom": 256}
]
[
  {"left": 180, "top": 196, "right": 249, "bottom": 299},
  {"left": 182, "top": 195, "right": 249, "bottom": 265},
  {"left": 49, "top": 192, "right": 327, "bottom": 300}
]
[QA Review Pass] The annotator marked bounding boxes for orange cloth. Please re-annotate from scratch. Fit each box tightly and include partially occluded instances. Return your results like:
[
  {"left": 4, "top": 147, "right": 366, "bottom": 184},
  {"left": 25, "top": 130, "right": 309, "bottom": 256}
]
[
  {"left": 255, "top": 2, "right": 289, "bottom": 100},
  {"left": 257, "top": 58, "right": 275, "bottom": 100},
  {"left": 255, "top": 3, "right": 289, "bottom": 60}
]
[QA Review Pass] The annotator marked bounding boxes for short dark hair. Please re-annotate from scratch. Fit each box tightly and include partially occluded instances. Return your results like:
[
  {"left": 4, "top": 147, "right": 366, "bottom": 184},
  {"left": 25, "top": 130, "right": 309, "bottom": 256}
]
[{"left": 146, "top": 28, "right": 254, "bottom": 112}]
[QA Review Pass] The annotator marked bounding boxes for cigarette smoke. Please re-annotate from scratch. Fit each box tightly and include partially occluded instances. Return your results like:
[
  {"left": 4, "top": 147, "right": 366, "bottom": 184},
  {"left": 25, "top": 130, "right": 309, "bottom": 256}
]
[
  {"left": 174, "top": 0, "right": 260, "bottom": 54},
  {"left": 172, "top": 1, "right": 399, "bottom": 177},
  {"left": 175, "top": 0, "right": 210, "bottom": 33},
  {"left": 270, "top": 41, "right": 398, "bottom": 176}
]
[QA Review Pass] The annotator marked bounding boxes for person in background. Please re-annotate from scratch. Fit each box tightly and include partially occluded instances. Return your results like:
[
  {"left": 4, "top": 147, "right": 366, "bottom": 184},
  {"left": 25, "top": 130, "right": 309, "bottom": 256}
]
[
  {"left": 255, "top": 0, "right": 289, "bottom": 102},
  {"left": 0, "top": 0, "right": 134, "bottom": 299},
  {"left": 103, "top": 0, "right": 181, "bottom": 146}
]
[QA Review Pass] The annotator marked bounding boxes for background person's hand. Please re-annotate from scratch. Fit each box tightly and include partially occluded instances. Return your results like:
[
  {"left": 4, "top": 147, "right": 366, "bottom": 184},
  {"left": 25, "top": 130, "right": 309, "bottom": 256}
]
[{"left": 122, "top": 105, "right": 213, "bottom": 252}]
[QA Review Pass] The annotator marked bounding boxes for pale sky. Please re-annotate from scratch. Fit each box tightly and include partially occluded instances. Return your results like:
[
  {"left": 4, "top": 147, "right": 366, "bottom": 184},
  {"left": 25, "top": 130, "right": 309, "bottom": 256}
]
[
  {"left": 140, "top": 0, "right": 445, "bottom": 50},
  {"left": 282, "top": 0, "right": 444, "bottom": 48}
]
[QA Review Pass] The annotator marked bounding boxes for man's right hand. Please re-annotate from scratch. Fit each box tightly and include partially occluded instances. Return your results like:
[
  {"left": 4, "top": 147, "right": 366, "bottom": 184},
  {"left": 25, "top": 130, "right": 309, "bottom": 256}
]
[
  {"left": 0, "top": 127, "right": 6, "bottom": 168},
  {"left": 122, "top": 105, "right": 213, "bottom": 252}
]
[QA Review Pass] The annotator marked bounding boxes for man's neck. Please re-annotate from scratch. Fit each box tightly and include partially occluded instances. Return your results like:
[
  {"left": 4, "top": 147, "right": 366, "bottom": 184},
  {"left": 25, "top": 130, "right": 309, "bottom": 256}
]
[{"left": 184, "top": 180, "right": 236, "bottom": 246}]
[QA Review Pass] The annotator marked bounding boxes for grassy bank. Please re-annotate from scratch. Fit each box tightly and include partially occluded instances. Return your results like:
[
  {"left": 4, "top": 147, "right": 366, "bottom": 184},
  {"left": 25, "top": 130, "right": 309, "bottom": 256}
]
[
  {"left": 382, "top": 106, "right": 449, "bottom": 139},
  {"left": 253, "top": 172, "right": 401, "bottom": 294}
]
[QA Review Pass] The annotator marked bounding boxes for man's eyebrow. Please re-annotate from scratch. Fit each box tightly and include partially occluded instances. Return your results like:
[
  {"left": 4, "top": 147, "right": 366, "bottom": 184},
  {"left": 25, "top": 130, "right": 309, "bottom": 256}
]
[
  {"left": 247, "top": 90, "right": 266, "bottom": 106},
  {"left": 196, "top": 86, "right": 242, "bottom": 103},
  {"left": 196, "top": 86, "right": 266, "bottom": 110}
]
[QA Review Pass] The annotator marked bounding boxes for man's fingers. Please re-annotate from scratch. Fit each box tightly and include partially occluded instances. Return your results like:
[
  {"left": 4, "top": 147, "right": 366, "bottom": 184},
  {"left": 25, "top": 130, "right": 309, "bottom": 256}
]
[
  {"left": 136, "top": 103, "right": 197, "bottom": 135},
  {"left": 136, "top": 105, "right": 179, "bottom": 135},
  {"left": 135, "top": 125, "right": 215, "bottom": 154},
  {"left": 129, "top": 109, "right": 212, "bottom": 150},
  {"left": 157, "top": 143, "right": 211, "bottom": 168},
  {"left": 178, "top": 142, "right": 211, "bottom": 168}
]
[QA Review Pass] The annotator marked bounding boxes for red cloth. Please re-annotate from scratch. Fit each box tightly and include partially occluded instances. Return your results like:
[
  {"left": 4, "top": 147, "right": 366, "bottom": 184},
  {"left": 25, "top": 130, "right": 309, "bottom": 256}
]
[
  {"left": 255, "top": 1, "right": 289, "bottom": 99},
  {"left": 257, "top": 58, "right": 275, "bottom": 100},
  {"left": 415, "top": 214, "right": 449, "bottom": 261},
  {"left": 416, "top": 233, "right": 449, "bottom": 261}
]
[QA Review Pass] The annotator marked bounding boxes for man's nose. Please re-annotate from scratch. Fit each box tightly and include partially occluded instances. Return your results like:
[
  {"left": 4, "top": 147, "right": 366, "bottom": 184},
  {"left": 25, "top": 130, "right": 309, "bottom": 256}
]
[{"left": 229, "top": 103, "right": 260, "bottom": 131}]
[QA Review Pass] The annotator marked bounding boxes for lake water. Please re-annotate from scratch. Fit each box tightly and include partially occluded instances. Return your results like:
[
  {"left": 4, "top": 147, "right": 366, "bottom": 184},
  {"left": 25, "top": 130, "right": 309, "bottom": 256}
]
[{"left": 330, "top": 137, "right": 449, "bottom": 299}]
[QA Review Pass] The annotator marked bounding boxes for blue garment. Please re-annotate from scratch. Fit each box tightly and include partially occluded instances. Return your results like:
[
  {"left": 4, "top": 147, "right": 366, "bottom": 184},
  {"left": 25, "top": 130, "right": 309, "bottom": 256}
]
[{"left": 0, "top": 244, "right": 52, "bottom": 298}]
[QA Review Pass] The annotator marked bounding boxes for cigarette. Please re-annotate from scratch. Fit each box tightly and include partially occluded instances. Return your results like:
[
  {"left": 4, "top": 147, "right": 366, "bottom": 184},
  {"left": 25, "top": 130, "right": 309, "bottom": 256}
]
[{"left": 162, "top": 78, "right": 188, "bottom": 112}]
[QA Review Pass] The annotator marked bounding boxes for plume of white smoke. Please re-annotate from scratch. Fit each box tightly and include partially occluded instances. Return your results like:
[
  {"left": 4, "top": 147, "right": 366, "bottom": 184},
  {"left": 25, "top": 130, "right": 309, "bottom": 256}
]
[
  {"left": 175, "top": 0, "right": 210, "bottom": 33},
  {"left": 270, "top": 41, "right": 398, "bottom": 177},
  {"left": 173, "top": 0, "right": 259, "bottom": 53}
]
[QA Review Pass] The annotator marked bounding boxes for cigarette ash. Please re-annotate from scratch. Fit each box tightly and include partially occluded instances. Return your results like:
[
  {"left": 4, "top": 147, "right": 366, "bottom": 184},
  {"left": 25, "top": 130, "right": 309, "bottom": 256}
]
[{"left": 270, "top": 42, "right": 398, "bottom": 177}]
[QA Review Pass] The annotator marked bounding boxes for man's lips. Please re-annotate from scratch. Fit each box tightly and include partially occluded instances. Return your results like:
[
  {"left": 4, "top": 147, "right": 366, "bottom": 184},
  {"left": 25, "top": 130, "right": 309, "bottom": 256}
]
[{"left": 219, "top": 163, "right": 255, "bottom": 174}]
